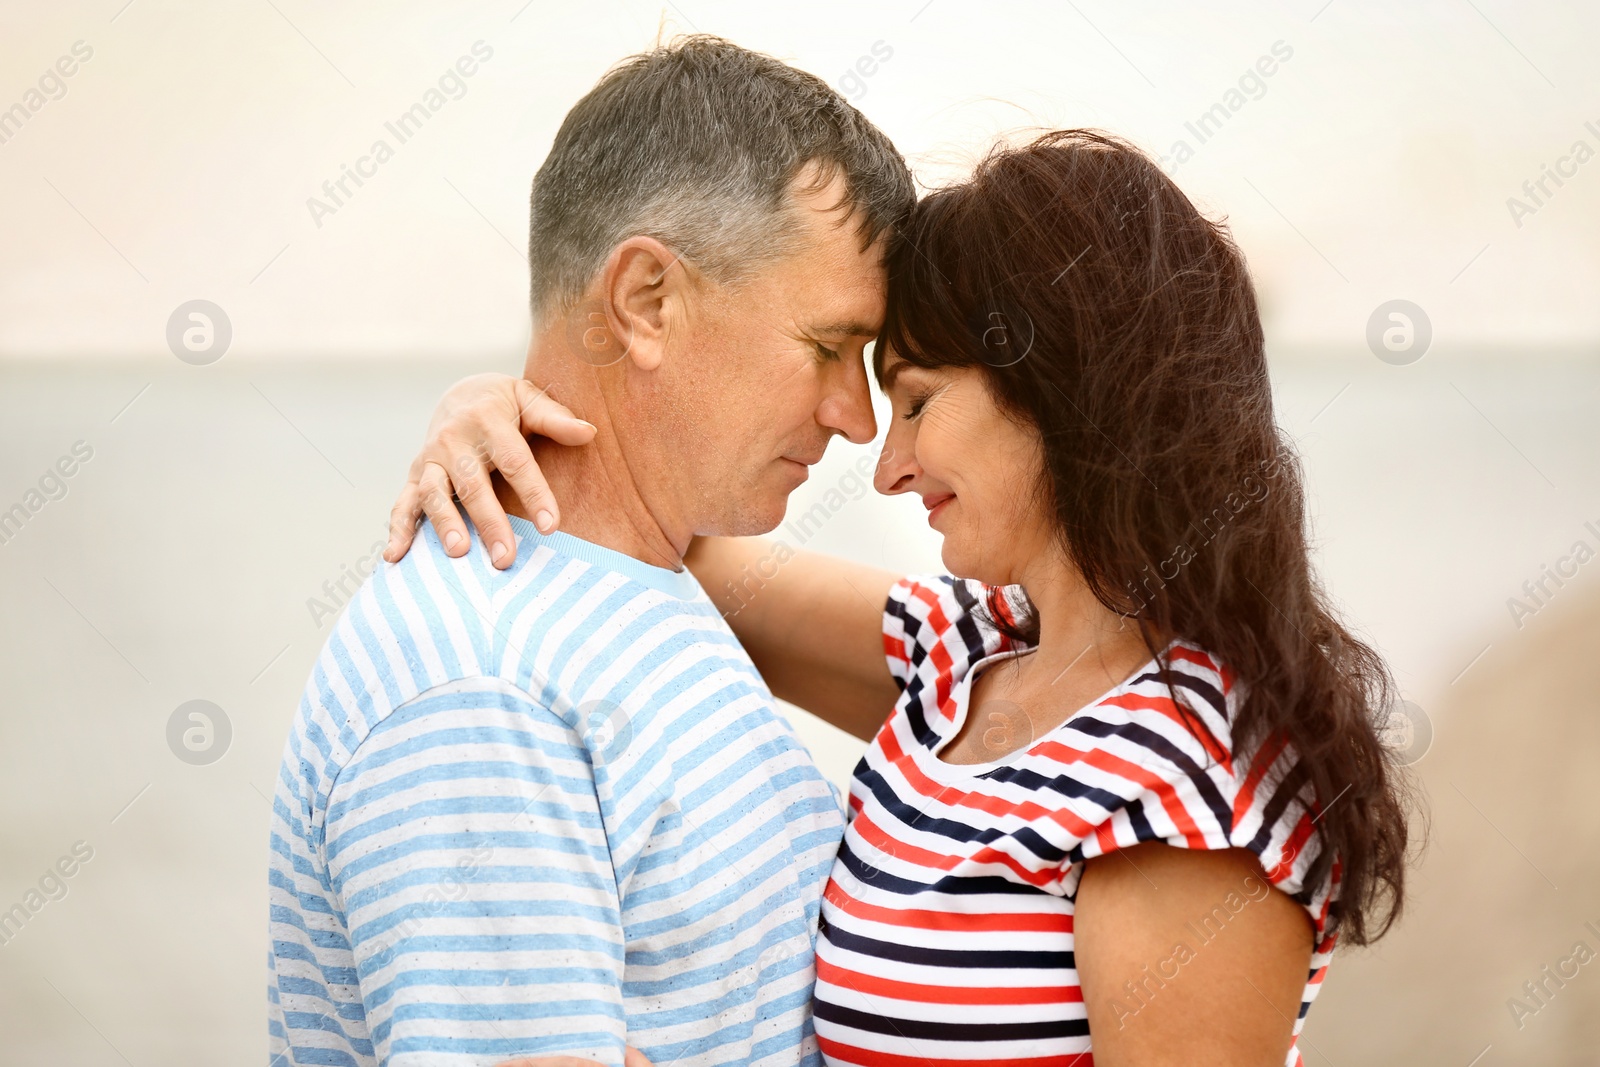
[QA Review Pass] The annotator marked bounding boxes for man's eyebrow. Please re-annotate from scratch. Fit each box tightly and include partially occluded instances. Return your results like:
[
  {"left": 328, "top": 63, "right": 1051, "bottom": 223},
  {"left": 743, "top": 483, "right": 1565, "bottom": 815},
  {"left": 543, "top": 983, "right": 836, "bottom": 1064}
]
[{"left": 808, "top": 320, "right": 881, "bottom": 339}]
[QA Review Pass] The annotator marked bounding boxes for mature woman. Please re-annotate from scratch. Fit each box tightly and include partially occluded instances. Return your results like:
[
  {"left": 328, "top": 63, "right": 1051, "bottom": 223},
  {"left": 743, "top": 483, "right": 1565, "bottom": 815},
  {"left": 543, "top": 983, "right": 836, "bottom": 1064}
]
[{"left": 389, "top": 130, "right": 1410, "bottom": 1066}]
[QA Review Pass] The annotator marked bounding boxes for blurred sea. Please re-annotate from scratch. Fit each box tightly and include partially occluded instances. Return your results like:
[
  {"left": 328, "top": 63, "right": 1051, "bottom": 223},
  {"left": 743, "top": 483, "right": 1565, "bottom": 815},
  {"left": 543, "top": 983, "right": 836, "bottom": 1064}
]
[{"left": 2, "top": 348, "right": 1598, "bottom": 1064}]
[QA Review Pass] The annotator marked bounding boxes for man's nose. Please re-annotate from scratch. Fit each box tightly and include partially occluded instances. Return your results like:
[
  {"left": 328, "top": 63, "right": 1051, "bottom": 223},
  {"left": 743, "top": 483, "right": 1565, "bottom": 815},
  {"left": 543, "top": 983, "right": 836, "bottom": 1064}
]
[{"left": 818, "top": 357, "right": 878, "bottom": 445}]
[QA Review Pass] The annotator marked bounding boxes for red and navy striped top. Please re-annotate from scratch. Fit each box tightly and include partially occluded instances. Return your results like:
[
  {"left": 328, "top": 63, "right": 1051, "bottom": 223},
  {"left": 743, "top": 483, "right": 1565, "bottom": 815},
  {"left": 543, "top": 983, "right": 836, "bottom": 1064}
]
[{"left": 812, "top": 575, "right": 1337, "bottom": 1067}]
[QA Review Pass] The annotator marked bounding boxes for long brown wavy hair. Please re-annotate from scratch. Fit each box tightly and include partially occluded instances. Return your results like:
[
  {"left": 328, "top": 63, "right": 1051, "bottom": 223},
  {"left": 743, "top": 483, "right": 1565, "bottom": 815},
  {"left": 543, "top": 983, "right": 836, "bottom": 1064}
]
[{"left": 878, "top": 129, "right": 1411, "bottom": 945}]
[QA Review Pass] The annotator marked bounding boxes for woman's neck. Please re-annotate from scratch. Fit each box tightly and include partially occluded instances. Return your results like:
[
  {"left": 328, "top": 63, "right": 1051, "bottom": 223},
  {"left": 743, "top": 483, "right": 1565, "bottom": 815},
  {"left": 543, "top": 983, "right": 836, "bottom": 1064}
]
[
  {"left": 943, "top": 556, "right": 1156, "bottom": 766},
  {"left": 1003, "top": 551, "right": 1156, "bottom": 718}
]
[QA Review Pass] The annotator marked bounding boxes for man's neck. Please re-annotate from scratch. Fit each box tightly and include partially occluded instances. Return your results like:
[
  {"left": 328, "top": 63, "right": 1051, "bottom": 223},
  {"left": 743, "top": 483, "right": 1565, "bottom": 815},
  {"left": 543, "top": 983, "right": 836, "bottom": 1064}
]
[{"left": 493, "top": 382, "right": 687, "bottom": 574}]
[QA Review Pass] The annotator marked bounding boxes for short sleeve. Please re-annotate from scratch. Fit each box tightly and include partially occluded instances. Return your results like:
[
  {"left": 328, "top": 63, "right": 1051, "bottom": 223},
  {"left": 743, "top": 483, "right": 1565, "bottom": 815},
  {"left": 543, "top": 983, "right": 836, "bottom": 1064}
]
[
  {"left": 1059, "top": 648, "right": 1337, "bottom": 944},
  {"left": 881, "top": 575, "right": 1026, "bottom": 692},
  {"left": 322, "top": 677, "right": 627, "bottom": 1067}
]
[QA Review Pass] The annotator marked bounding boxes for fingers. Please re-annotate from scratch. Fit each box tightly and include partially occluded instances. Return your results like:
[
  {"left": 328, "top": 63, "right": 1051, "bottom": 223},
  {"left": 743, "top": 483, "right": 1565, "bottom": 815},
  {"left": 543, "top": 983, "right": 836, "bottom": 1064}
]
[
  {"left": 515, "top": 379, "right": 597, "bottom": 446},
  {"left": 485, "top": 421, "right": 561, "bottom": 534},
  {"left": 389, "top": 374, "right": 593, "bottom": 571},
  {"left": 443, "top": 450, "right": 518, "bottom": 568},
  {"left": 384, "top": 478, "right": 424, "bottom": 564},
  {"left": 500, "top": 380, "right": 595, "bottom": 534},
  {"left": 624, "top": 1047, "right": 657, "bottom": 1067},
  {"left": 416, "top": 461, "right": 474, "bottom": 558}
]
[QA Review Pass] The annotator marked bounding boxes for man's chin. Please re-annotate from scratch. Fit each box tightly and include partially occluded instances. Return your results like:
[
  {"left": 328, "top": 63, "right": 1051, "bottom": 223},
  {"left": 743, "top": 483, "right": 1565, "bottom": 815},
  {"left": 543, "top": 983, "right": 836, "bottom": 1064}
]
[
  {"left": 738, "top": 507, "right": 791, "bottom": 539},
  {"left": 708, "top": 491, "right": 792, "bottom": 539}
]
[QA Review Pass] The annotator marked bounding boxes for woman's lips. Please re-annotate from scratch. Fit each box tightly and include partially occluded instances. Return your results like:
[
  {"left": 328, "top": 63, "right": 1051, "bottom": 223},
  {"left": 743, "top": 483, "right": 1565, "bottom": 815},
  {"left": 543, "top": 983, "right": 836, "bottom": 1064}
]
[{"left": 924, "top": 493, "right": 955, "bottom": 525}]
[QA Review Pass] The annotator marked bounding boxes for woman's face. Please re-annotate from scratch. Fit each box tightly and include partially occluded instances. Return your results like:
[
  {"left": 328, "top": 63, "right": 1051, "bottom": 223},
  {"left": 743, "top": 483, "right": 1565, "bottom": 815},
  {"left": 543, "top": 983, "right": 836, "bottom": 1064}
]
[{"left": 875, "top": 350, "right": 1056, "bottom": 587}]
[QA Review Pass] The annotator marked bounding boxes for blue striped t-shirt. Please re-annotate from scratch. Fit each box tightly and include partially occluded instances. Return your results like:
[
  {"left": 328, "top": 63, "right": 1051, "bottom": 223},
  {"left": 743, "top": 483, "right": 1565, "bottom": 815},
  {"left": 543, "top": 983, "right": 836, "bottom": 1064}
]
[{"left": 268, "top": 516, "right": 845, "bottom": 1067}]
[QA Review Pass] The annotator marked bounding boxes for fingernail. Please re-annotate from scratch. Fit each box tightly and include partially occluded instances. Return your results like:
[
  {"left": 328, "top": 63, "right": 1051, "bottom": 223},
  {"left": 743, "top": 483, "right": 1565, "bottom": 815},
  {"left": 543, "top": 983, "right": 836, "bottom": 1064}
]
[
  {"left": 575, "top": 419, "right": 596, "bottom": 432},
  {"left": 445, "top": 530, "right": 464, "bottom": 551},
  {"left": 534, "top": 510, "right": 554, "bottom": 533},
  {"left": 490, "top": 542, "right": 507, "bottom": 563}
]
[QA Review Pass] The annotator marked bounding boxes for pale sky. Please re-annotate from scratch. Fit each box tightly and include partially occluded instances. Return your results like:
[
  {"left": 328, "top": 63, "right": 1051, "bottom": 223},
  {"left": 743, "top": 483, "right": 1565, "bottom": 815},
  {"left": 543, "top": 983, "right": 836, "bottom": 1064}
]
[{"left": 1, "top": 0, "right": 1596, "bottom": 358}]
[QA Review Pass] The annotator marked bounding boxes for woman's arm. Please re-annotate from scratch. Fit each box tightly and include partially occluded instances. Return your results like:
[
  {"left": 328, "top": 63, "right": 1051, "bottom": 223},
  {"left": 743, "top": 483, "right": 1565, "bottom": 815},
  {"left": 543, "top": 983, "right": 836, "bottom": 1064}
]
[
  {"left": 384, "top": 373, "right": 903, "bottom": 740},
  {"left": 1074, "top": 843, "right": 1315, "bottom": 1066},
  {"left": 687, "top": 536, "right": 901, "bottom": 740}
]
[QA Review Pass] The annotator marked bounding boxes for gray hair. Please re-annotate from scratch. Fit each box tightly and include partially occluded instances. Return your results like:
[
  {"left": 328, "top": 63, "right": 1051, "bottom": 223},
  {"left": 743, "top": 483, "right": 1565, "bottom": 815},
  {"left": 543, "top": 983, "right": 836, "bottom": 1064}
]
[{"left": 527, "top": 35, "right": 915, "bottom": 320}]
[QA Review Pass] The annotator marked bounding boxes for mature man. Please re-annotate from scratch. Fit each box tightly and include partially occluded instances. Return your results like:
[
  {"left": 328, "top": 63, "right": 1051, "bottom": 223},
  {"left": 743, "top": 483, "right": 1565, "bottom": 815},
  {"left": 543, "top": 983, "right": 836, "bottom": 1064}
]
[{"left": 267, "top": 35, "right": 912, "bottom": 1067}]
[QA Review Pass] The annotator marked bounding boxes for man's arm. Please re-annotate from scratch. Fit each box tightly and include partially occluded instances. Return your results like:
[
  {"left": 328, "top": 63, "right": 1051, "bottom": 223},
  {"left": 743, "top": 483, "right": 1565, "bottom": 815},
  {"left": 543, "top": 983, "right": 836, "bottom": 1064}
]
[{"left": 324, "top": 676, "right": 628, "bottom": 1067}]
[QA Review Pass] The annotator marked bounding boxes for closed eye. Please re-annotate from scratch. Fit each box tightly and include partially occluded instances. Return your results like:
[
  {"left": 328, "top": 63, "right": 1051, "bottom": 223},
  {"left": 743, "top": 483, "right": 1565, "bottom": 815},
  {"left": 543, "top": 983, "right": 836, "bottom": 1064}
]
[{"left": 812, "top": 341, "right": 841, "bottom": 362}]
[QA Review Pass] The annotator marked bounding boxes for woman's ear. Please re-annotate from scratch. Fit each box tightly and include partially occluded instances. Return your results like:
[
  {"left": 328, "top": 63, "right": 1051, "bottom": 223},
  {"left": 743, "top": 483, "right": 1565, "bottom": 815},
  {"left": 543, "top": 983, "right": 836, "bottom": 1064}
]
[{"left": 596, "top": 236, "right": 687, "bottom": 373}]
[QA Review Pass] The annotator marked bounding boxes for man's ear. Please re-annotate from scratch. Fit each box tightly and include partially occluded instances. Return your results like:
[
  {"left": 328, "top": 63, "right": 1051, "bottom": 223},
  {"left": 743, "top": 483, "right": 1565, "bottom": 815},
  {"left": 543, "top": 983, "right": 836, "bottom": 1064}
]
[{"left": 598, "top": 236, "right": 687, "bottom": 373}]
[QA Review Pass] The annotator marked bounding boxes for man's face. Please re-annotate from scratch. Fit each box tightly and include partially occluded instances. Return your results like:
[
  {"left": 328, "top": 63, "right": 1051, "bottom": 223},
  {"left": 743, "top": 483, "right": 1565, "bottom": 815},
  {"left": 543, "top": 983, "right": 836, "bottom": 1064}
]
[{"left": 629, "top": 173, "right": 885, "bottom": 537}]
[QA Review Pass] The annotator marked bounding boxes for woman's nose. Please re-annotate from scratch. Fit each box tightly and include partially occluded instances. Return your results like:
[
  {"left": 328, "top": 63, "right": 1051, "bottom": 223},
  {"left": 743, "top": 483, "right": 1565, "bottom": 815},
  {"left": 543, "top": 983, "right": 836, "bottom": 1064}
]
[{"left": 873, "top": 437, "right": 917, "bottom": 495}]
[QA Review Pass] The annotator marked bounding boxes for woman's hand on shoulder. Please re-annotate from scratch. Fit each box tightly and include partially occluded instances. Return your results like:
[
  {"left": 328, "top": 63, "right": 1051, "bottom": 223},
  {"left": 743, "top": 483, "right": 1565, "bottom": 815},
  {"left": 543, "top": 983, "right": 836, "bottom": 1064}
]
[{"left": 385, "top": 372, "right": 596, "bottom": 569}]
